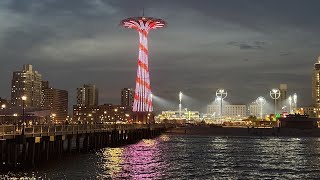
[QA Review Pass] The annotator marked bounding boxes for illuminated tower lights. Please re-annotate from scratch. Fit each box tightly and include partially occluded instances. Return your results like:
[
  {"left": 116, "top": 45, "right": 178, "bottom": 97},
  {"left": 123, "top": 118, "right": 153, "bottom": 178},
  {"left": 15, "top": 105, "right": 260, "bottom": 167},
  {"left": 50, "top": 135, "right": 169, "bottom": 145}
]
[{"left": 121, "top": 16, "right": 166, "bottom": 112}]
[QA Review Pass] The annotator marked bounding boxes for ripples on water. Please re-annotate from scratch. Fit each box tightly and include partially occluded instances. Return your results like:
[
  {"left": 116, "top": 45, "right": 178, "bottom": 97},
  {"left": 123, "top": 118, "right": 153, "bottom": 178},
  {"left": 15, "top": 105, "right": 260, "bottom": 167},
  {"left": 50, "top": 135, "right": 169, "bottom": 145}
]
[{"left": 3, "top": 135, "right": 320, "bottom": 179}]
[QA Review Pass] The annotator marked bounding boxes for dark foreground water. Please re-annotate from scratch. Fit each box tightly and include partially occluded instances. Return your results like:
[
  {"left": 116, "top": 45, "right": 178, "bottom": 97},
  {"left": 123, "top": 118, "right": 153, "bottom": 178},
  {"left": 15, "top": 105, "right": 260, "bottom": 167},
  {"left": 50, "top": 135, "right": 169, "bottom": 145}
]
[{"left": 2, "top": 135, "right": 320, "bottom": 179}]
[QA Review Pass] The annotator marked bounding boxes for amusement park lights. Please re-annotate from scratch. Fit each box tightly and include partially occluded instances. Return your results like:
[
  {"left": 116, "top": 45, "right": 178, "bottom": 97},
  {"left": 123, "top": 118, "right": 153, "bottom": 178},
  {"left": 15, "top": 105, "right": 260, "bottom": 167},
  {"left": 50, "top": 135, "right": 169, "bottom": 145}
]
[
  {"left": 216, "top": 89, "right": 227, "bottom": 117},
  {"left": 270, "top": 88, "right": 280, "bottom": 115},
  {"left": 121, "top": 16, "right": 166, "bottom": 112},
  {"left": 288, "top": 93, "right": 298, "bottom": 114}
]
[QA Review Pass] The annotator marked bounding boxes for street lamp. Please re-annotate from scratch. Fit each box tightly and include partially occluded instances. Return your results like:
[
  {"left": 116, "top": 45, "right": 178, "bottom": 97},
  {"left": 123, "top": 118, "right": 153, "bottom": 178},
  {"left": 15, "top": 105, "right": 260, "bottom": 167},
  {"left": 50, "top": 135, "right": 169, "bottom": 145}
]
[
  {"left": 21, "top": 95, "right": 27, "bottom": 135},
  {"left": 256, "top": 96, "right": 266, "bottom": 120},
  {"left": 179, "top": 91, "right": 182, "bottom": 119},
  {"left": 114, "top": 108, "right": 118, "bottom": 130},
  {"left": 270, "top": 88, "right": 280, "bottom": 115},
  {"left": 216, "top": 89, "right": 227, "bottom": 117},
  {"left": 1, "top": 104, "right": 5, "bottom": 125},
  {"left": 293, "top": 93, "right": 297, "bottom": 113}
]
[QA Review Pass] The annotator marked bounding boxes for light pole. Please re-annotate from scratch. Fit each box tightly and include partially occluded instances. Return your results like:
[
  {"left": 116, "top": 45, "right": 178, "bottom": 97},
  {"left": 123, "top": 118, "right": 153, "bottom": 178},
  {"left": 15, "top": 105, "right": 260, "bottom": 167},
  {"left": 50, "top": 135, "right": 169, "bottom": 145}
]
[
  {"left": 293, "top": 93, "right": 297, "bottom": 113},
  {"left": 288, "top": 96, "right": 292, "bottom": 114},
  {"left": 21, "top": 95, "right": 27, "bottom": 134},
  {"left": 114, "top": 108, "right": 118, "bottom": 130},
  {"left": 1, "top": 104, "right": 5, "bottom": 125},
  {"left": 256, "top": 96, "right": 266, "bottom": 120},
  {"left": 216, "top": 89, "right": 227, "bottom": 117},
  {"left": 270, "top": 88, "right": 280, "bottom": 115},
  {"left": 179, "top": 91, "right": 182, "bottom": 119}
]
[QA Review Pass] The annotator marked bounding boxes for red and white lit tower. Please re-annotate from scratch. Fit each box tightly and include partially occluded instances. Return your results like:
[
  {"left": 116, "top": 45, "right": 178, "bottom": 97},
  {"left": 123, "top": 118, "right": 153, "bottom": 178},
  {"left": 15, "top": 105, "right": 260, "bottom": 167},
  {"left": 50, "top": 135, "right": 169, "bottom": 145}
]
[{"left": 121, "top": 16, "right": 166, "bottom": 123}]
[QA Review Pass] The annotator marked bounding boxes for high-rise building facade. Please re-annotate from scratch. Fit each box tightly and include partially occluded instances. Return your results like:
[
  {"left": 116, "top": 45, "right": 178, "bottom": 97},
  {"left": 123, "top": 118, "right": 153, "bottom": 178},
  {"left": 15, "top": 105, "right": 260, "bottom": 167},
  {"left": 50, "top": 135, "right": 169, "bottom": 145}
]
[
  {"left": 42, "top": 81, "right": 68, "bottom": 123},
  {"left": 11, "top": 64, "right": 42, "bottom": 107},
  {"left": 76, "top": 84, "right": 98, "bottom": 106},
  {"left": 121, "top": 88, "right": 134, "bottom": 110},
  {"left": 312, "top": 56, "right": 320, "bottom": 117}
]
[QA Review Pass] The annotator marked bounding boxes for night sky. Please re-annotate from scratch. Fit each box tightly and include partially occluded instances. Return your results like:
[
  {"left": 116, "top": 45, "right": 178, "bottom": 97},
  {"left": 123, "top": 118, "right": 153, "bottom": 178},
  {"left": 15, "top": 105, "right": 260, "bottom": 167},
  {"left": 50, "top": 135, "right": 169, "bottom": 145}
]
[{"left": 0, "top": 0, "right": 320, "bottom": 112}]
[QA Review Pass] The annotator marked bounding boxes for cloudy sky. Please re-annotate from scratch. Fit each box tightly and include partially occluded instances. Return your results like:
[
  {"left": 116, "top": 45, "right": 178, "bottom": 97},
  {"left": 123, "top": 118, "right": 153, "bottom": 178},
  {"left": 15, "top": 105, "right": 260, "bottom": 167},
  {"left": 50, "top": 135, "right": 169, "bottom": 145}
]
[{"left": 0, "top": 0, "right": 319, "bottom": 112}]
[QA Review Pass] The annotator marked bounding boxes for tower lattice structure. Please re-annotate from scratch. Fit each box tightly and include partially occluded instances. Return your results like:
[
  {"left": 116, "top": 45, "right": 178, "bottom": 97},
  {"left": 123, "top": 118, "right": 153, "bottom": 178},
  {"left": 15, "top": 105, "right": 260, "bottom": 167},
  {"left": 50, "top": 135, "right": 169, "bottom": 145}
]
[{"left": 121, "top": 17, "right": 166, "bottom": 112}]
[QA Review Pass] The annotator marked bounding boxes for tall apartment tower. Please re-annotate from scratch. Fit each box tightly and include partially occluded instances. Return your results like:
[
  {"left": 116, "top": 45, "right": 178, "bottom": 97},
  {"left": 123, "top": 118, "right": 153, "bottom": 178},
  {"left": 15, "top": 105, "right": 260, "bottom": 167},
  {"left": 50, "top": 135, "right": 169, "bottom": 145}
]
[
  {"left": 76, "top": 84, "right": 98, "bottom": 106},
  {"left": 42, "top": 81, "right": 68, "bottom": 122},
  {"left": 312, "top": 56, "right": 320, "bottom": 117},
  {"left": 11, "top": 64, "right": 42, "bottom": 107},
  {"left": 278, "top": 84, "right": 288, "bottom": 110},
  {"left": 121, "top": 88, "right": 134, "bottom": 110}
]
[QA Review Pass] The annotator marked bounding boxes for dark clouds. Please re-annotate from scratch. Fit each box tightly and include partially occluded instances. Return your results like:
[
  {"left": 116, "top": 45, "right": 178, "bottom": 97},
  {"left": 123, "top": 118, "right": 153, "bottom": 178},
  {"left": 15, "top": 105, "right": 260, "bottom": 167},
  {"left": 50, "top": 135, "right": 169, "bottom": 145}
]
[{"left": 0, "top": 0, "right": 319, "bottom": 113}]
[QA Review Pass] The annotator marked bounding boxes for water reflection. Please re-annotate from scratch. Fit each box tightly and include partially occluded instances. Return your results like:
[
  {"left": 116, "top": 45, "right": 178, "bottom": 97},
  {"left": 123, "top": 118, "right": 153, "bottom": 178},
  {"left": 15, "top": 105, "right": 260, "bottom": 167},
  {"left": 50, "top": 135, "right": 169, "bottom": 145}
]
[
  {"left": 99, "top": 137, "right": 165, "bottom": 179},
  {"left": 4, "top": 135, "right": 320, "bottom": 179}
]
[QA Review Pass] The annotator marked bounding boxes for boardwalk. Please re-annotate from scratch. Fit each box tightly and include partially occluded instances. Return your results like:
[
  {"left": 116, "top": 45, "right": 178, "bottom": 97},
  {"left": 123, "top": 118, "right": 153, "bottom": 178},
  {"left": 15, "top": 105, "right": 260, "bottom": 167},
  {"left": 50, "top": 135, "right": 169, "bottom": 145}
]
[
  {"left": 0, "top": 124, "right": 164, "bottom": 139},
  {"left": 0, "top": 124, "right": 170, "bottom": 167}
]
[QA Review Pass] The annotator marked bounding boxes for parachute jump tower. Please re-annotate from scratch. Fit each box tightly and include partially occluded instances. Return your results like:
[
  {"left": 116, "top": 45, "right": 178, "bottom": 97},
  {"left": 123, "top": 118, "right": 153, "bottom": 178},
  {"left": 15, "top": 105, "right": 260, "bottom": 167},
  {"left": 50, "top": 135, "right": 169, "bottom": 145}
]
[{"left": 121, "top": 16, "right": 166, "bottom": 123}]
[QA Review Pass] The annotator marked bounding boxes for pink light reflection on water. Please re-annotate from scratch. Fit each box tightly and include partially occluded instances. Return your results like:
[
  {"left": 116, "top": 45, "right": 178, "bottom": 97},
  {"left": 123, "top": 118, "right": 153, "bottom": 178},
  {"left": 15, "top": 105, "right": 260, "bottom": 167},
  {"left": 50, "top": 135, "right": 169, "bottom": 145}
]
[
  {"left": 119, "top": 138, "right": 164, "bottom": 179},
  {"left": 99, "top": 135, "right": 170, "bottom": 179}
]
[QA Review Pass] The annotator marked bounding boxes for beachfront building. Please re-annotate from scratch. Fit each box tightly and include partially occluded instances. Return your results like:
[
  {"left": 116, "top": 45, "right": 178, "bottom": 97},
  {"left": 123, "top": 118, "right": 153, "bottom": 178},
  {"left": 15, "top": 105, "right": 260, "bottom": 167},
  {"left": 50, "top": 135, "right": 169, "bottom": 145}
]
[
  {"left": 157, "top": 110, "right": 200, "bottom": 122},
  {"left": 76, "top": 84, "right": 99, "bottom": 106},
  {"left": 248, "top": 103, "right": 260, "bottom": 117},
  {"left": 11, "top": 64, "right": 42, "bottom": 108},
  {"left": 207, "top": 104, "right": 247, "bottom": 118}
]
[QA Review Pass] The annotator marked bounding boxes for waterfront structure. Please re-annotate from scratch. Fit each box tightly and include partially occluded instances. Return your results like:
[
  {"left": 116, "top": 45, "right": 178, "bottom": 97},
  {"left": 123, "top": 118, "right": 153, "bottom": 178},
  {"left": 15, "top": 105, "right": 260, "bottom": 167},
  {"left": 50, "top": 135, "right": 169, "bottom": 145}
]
[
  {"left": 11, "top": 65, "right": 42, "bottom": 107},
  {"left": 207, "top": 104, "right": 246, "bottom": 118},
  {"left": 279, "top": 114, "right": 318, "bottom": 129},
  {"left": 249, "top": 103, "right": 261, "bottom": 118},
  {"left": 73, "top": 104, "right": 130, "bottom": 124},
  {"left": 278, "top": 84, "right": 288, "bottom": 110},
  {"left": 312, "top": 56, "right": 320, "bottom": 117},
  {"left": 157, "top": 110, "right": 200, "bottom": 122},
  {"left": 0, "top": 123, "right": 168, "bottom": 167},
  {"left": 121, "top": 15, "right": 166, "bottom": 123},
  {"left": 121, "top": 88, "right": 134, "bottom": 110},
  {"left": 76, "top": 84, "right": 98, "bottom": 106},
  {"left": 42, "top": 81, "right": 68, "bottom": 123}
]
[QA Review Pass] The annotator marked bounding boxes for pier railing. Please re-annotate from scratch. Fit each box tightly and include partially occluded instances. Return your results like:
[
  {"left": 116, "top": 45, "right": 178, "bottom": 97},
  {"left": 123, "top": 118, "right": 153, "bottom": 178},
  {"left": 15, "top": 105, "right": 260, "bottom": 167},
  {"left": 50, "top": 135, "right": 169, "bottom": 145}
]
[{"left": 0, "top": 124, "right": 167, "bottom": 139}]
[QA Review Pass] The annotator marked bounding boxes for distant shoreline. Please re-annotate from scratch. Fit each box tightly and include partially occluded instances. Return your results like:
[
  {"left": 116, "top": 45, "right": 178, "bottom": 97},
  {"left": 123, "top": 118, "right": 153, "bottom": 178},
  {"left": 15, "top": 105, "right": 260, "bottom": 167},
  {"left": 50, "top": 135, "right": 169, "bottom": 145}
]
[{"left": 165, "top": 126, "right": 320, "bottom": 137}]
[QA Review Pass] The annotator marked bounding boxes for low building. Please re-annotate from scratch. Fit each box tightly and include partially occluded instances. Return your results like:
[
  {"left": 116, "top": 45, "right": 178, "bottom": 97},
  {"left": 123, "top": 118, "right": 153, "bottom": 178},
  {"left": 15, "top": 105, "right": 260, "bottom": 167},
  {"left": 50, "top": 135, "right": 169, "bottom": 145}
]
[
  {"left": 279, "top": 114, "right": 318, "bottom": 129},
  {"left": 156, "top": 110, "right": 200, "bottom": 123},
  {"left": 73, "top": 104, "right": 131, "bottom": 124},
  {"left": 298, "top": 106, "right": 316, "bottom": 117},
  {"left": 207, "top": 104, "right": 247, "bottom": 118},
  {"left": 0, "top": 106, "right": 51, "bottom": 124}
]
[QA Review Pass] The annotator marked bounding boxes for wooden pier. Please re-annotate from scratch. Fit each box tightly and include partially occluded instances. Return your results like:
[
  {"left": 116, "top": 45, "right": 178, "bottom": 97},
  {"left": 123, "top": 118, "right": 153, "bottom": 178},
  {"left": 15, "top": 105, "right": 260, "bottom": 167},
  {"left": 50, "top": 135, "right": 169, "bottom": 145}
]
[{"left": 0, "top": 124, "right": 169, "bottom": 167}]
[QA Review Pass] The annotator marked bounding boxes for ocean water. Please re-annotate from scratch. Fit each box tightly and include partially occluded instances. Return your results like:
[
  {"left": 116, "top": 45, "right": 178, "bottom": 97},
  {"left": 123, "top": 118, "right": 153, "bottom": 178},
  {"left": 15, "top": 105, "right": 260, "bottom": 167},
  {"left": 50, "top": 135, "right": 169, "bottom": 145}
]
[{"left": 2, "top": 135, "right": 320, "bottom": 179}]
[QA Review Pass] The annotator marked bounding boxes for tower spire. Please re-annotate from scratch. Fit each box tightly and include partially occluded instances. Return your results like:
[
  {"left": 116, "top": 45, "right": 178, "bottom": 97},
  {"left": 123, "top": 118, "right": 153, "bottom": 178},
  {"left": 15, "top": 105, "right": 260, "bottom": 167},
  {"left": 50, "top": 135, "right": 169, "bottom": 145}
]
[{"left": 142, "top": 8, "right": 145, "bottom": 17}]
